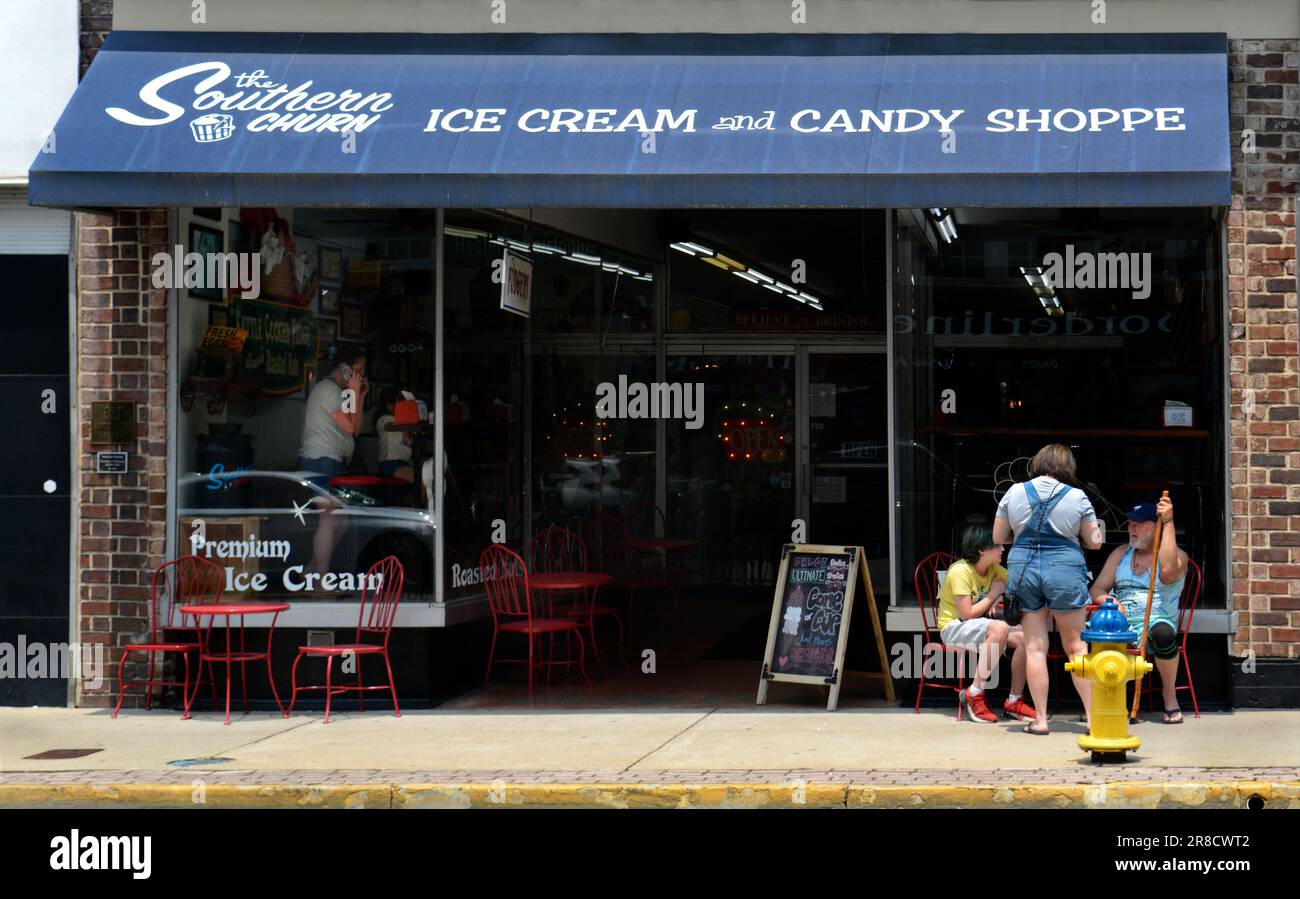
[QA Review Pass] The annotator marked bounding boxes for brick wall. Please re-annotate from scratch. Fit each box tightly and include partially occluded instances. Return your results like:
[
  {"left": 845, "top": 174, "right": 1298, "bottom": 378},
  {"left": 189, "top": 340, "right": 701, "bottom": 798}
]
[
  {"left": 79, "top": 0, "right": 112, "bottom": 78},
  {"left": 1227, "top": 39, "right": 1300, "bottom": 662},
  {"left": 75, "top": 210, "right": 171, "bottom": 707}
]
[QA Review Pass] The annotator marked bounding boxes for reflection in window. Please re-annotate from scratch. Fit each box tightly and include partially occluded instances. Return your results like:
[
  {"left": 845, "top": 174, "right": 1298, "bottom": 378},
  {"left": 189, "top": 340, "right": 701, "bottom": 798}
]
[{"left": 893, "top": 208, "right": 1225, "bottom": 609}]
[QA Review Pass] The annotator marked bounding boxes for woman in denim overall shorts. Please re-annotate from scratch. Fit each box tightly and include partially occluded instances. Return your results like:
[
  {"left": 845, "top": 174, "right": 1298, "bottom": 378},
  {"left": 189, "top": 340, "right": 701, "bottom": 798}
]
[{"left": 994, "top": 444, "right": 1103, "bottom": 736}]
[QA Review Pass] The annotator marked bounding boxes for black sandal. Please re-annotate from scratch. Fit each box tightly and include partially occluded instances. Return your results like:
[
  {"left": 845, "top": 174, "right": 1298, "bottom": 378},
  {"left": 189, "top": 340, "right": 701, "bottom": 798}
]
[
  {"left": 1023, "top": 723, "right": 1050, "bottom": 736},
  {"left": 1162, "top": 708, "right": 1184, "bottom": 724}
]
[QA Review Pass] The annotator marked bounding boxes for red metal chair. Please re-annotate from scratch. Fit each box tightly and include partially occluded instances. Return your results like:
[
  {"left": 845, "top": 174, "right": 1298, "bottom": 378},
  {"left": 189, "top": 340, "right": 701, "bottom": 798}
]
[
  {"left": 1129, "top": 557, "right": 1202, "bottom": 718},
  {"left": 530, "top": 524, "right": 625, "bottom": 672},
  {"left": 284, "top": 555, "right": 405, "bottom": 724},
  {"left": 912, "top": 551, "right": 973, "bottom": 719},
  {"left": 622, "top": 499, "right": 705, "bottom": 595},
  {"left": 113, "top": 555, "right": 222, "bottom": 718},
  {"left": 481, "top": 544, "right": 589, "bottom": 697},
  {"left": 585, "top": 512, "right": 676, "bottom": 621}
]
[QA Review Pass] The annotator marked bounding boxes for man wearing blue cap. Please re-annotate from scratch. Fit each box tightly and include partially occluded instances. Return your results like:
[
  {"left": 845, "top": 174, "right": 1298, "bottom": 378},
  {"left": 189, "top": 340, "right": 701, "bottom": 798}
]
[{"left": 1088, "top": 495, "right": 1189, "bottom": 723}]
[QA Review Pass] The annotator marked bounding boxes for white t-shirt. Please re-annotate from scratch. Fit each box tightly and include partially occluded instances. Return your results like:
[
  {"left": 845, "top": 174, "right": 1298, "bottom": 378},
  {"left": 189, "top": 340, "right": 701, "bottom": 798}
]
[
  {"left": 375, "top": 413, "right": 412, "bottom": 464},
  {"left": 298, "top": 378, "right": 354, "bottom": 462},
  {"left": 995, "top": 476, "right": 1096, "bottom": 545}
]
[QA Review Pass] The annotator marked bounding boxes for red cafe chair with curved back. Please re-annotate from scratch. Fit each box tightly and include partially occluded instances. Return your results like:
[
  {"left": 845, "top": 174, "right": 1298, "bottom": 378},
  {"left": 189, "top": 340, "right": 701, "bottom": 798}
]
[
  {"left": 113, "top": 555, "right": 223, "bottom": 719},
  {"left": 285, "top": 555, "right": 404, "bottom": 724},
  {"left": 913, "top": 551, "right": 975, "bottom": 720},
  {"left": 530, "top": 524, "right": 625, "bottom": 672},
  {"left": 585, "top": 512, "right": 676, "bottom": 622},
  {"left": 1129, "top": 556, "right": 1203, "bottom": 718},
  {"left": 481, "top": 544, "right": 589, "bottom": 697}
]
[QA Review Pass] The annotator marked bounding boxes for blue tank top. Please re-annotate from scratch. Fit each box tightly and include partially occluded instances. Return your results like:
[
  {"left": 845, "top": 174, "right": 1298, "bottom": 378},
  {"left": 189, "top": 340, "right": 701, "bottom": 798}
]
[{"left": 1113, "top": 546, "right": 1182, "bottom": 628}]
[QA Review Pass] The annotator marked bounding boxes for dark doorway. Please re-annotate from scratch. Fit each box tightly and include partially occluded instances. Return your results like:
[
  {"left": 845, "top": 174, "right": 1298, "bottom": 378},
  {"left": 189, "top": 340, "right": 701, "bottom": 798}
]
[{"left": 0, "top": 254, "right": 71, "bottom": 705}]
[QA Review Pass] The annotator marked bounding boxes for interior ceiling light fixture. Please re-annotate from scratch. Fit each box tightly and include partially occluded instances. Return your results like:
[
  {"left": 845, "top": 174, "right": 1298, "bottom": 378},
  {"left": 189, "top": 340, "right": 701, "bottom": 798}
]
[
  {"left": 927, "top": 208, "right": 958, "bottom": 244},
  {"left": 445, "top": 225, "right": 488, "bottom": 239},
  {"left": 678, "top": 237, "right": 826, "bottom": 310}
]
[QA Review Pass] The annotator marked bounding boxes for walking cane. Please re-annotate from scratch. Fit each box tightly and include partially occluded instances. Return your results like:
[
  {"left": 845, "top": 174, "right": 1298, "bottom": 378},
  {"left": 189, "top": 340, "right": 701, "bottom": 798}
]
[{"left": 1129, "top": 490, "right": 1170, "bottom": 722}]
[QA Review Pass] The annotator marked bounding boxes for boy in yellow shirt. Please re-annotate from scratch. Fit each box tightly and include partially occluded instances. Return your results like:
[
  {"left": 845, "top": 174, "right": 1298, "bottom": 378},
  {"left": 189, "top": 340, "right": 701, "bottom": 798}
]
[{"left": 937, "top": 525, "right": 1036, "bottom": 723}]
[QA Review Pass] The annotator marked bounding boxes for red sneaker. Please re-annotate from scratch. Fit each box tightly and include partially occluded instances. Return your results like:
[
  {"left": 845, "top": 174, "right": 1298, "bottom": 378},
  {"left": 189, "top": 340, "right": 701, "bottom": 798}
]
[
  {"left": 961, "top": 689, "right": 997, "bottom": 723},
  {"left": 1002, "top": 697, "right": 1038, "bottom": 722}
]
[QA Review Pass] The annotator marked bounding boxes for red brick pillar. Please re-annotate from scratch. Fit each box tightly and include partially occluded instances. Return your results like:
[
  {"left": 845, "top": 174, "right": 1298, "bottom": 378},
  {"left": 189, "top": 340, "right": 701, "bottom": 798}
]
[
  {"left": 1227, "top": 38, "right": 1300, "bottom": 701},
  {"left": 75, "top": 211, "right": 171, "bottom": 707}
]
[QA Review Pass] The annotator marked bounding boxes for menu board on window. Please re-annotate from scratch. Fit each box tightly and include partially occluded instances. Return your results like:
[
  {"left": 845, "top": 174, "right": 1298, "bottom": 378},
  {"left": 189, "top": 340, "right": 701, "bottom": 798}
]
[
  {"left": 229, "top": 298, "right": 319, "bottom": 396},
  {"left": 756, "top": 544, "right": 894, "bottom": 711}
]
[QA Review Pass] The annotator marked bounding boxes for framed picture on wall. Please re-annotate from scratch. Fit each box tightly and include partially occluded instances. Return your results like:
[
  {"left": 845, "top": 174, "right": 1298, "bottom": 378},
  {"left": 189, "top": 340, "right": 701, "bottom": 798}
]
[
  {"left": 340, "top": 303, "right": 365, "bottom": 339},
  {"left": 207, "top": 303, "right": 230, "bottom": 327},
  {"left": 318, "top": 317, "right": 338, "bottom": 347},
  {"left": 318, "top": 284, "right": 340, "bottom": 316},
  {"left": 228, "top": 219, "right": 252, "bottom": 256},
  {"left": 188, "top": 223, "right": 223, "bottom": 300},
  {"left": 319, "top": 246, "right": 344, "bottom": 284}
]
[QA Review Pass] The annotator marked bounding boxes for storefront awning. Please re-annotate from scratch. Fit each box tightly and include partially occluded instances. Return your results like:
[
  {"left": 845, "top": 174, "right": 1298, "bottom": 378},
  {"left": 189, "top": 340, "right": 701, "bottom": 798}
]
[{"left": 29, "top": 32, "right": 1230, "bottom": 209}]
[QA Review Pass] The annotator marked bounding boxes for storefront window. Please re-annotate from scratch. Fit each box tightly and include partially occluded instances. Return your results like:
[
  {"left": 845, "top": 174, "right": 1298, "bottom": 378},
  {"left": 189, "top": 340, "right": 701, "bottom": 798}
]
[
  {"left": 443, "top": 211, "right": 659, "bottom": 604},
  {"left": 175, "top": 208, "right": 437, "bottom": 601},
  {"left": 893, "top": 208, "right": 1226, "bottom": 608}
]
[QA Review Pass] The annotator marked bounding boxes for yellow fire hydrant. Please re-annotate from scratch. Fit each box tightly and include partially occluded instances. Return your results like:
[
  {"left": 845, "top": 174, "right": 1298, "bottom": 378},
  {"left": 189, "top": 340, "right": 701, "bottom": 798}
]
[{"left": 1064, "top": 597, "right": 1152, "bottom": 763}]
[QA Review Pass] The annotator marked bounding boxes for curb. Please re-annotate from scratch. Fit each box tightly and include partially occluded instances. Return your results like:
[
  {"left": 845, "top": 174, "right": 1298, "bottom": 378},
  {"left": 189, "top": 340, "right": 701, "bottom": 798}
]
[{"left": 3, "top": 780, "right": 1298, "bottom": 809}]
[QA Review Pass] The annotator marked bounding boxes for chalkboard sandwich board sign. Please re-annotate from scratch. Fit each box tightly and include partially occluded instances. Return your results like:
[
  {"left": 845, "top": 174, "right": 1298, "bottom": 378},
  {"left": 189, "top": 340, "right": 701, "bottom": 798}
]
[{"left": 756, "top": 544, "right": 894, "bottom": 711}]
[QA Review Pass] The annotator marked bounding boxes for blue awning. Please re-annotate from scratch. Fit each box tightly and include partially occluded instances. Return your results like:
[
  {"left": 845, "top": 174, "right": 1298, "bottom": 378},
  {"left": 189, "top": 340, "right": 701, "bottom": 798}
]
[{"left": 29, "top": 32, "right": 1230, "bottom": 209}]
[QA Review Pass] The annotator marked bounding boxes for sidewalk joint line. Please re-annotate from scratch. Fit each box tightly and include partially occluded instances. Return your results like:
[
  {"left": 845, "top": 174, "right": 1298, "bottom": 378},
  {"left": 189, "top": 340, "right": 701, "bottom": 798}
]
[{"left": 620, "top": 708, "right": 716, "bottom": 773}]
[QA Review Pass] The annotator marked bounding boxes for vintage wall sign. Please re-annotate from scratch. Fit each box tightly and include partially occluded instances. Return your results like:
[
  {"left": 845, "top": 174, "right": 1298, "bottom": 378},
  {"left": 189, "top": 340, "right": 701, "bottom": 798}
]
[{"left": 229, "top": 298, "right": 317, "bottom": 396}]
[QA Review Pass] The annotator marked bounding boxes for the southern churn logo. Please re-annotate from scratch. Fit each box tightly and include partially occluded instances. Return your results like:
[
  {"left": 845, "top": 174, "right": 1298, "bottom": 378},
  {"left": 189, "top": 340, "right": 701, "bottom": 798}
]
[{"left": 104, "top": 62, "right": 394, "bottom": 143}]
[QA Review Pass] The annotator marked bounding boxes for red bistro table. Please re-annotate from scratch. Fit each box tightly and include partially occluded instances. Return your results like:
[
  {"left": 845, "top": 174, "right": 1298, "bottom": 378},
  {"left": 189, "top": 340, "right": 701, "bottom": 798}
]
[
  {"left": 529, "top": 572, "right": 612, "bottom": 679},
  {"left": 179, "top": 602, "right": 289, "bottom": 725},
  {"left": 529, "top": 572, "right": 612, "bottom": 618}
]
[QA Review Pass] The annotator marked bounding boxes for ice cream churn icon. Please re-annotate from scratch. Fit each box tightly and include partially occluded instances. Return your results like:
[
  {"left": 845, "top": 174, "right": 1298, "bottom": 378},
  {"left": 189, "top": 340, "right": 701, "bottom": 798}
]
[{"left": 189, "top": 114, "right": 236, "bottom": 143}]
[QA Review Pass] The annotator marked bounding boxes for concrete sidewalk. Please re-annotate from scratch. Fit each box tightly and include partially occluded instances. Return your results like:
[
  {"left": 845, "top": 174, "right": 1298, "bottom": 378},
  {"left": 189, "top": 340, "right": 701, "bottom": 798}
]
[{"left": 2, "top": 706, "right": 1298, "bottom": 808}]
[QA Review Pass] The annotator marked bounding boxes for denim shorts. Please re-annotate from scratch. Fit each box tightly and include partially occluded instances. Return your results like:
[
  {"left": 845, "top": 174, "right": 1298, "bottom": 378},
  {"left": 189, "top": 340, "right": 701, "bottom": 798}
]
[
  {"left": 377, "top": 459, "right": 411, "bottom": 478},
  {"left": 297, "top": 455, "right": 347, "bottom": 489},
  {"left": 1007, "top": 548, "right": 1090, "bottom": 614}
]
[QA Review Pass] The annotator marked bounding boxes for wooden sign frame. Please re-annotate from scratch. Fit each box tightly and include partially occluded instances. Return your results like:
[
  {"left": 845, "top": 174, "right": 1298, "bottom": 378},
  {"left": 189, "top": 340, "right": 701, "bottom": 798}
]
[{"left": 756, "top": 544, "right": 895, "bottom": 711}]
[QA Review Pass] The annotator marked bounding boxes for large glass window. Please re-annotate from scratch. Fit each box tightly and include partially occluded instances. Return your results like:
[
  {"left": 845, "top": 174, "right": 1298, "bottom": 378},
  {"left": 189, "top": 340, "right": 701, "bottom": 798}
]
[
  {"left": 893, "top": 208, "right": 1226, "bottom": 608},
  {"left": 442, "top": 210, "right": 660, "bottom": 604},
  {"left": 175, "top": 207, "right": 437, "bottom": 601}
]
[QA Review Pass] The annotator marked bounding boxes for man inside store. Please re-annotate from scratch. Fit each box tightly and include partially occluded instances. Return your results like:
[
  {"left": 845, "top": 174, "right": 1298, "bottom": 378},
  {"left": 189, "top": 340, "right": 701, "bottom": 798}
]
[
  {"left": 1088, "top": 496, "right": 1190, "bottom": 723},
  {"left": 297, "top": 346, "right": 368, "bottom": 575}
]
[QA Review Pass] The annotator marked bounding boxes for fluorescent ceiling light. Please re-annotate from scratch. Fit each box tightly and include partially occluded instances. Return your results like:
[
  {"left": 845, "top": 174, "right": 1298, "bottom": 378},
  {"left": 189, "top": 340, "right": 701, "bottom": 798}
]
[
  {"left": 531, "top": 243, "right": 562, "bottom": 255},
  {"left": 734, "top": 271, "right": 760, "bottom": 283},
  {"left": 746, "top": 269, "right": 774, "bottom": 284},
  {"left": 669, "top": 242, "right": 699, "bottom": 255},
  {"left": 678, "top": 241, "right": 713, "bottom": 256},
  {"left": 445, "top": 226, "right": 488, "bottom": 239},
  {"left": 563, "top": 253, "right": 601, "bottom": 266}
]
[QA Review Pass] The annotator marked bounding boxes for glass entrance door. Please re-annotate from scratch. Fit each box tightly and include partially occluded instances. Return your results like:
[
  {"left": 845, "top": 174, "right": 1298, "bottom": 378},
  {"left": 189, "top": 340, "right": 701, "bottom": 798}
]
[
  {"left": 665, "top": 352, "right": 796, "bottom": 588},
  {"left": 801, "top": 350, "right": 891, "bottom": 593}
]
